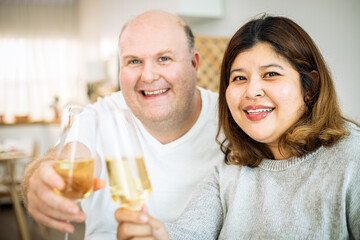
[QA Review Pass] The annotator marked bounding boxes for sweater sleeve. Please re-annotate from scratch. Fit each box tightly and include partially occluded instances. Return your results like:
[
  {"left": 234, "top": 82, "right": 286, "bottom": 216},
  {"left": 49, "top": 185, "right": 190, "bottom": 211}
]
[
  {"left": 345, "top": 124, "right": 360, "bottom": 239},
  {"left": 346, "top": 163, "right": 360, "bottom": 239},
  {"left": 164, "top": 166, "right": 223, "bottom": 240}
]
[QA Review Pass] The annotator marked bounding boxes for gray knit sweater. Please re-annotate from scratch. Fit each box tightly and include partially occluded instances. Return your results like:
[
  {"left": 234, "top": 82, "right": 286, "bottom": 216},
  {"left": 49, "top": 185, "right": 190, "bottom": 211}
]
[{"left": 165, "top": 123, "right": 360, "bottom": 239}]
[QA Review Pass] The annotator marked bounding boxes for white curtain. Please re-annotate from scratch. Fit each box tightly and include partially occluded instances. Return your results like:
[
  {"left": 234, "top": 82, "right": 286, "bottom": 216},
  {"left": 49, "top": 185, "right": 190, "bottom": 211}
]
[{"left": 0, "top": 0, "right": 87, "bottom": 123}]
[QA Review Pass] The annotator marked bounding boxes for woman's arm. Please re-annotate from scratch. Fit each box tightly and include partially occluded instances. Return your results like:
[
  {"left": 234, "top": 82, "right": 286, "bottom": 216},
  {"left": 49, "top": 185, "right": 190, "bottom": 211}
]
[{"left": 115, "top": 165, "right": 224, "bottom": 240}]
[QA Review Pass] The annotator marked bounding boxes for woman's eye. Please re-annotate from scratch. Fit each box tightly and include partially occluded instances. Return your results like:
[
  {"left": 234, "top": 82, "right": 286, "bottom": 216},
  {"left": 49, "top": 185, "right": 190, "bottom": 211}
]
[
  {"left": 159, "top": 56, "right": 169, "bottom": 62},
  {"left": 264, "top": 72, "right": 279, "bottom": 77},
  {"left": 232, "top": 76, "right": 246, "bottom": 81}
]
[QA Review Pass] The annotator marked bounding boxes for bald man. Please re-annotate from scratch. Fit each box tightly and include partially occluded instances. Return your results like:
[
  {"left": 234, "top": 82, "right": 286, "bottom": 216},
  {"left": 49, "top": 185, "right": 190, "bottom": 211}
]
[{"left": 21, "top": 10, "right": 223, "bottom": 239}]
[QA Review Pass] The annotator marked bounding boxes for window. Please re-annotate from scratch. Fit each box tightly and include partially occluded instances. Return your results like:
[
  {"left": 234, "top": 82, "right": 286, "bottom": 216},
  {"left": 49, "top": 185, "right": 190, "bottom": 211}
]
[
  {"left": 0, "top": 0, "right": 87, "bottom": 123},
  {"left": 0, "top": 38, "right": 86, "bottom": 122}
]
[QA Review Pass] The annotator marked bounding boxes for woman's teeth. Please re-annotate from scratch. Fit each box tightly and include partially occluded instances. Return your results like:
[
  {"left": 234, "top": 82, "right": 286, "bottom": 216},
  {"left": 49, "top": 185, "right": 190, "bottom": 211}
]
[{"left": 247, "top": 108, "right": 273, "bottom": 114}]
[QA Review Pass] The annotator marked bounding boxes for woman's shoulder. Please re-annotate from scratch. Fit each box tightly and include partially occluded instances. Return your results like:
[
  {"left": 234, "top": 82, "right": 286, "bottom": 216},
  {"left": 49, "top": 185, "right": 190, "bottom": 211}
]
[
  {"left": 333, "top": 121, "right": 360, "bottom": 161},
  {"left": 214, "top": 161, "right": 244, "bottom": 183},
  {"left": 341, "top": 121, "right": 360, "bottom": 149}
]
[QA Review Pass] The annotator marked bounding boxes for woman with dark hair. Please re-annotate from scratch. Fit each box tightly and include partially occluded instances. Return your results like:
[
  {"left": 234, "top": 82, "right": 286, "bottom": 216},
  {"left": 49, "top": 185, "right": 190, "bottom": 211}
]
[{"left": 115, "top": 15, "right": 360, "bottom": 240}]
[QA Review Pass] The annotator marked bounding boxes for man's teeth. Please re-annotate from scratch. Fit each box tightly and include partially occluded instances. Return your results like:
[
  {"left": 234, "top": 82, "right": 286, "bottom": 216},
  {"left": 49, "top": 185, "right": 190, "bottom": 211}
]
[
  {"left": 247, "top": 108, "right": 273, "bottom": 114},
  {"left": 143, "top": 89, "right": 168, "bottom": 96}
]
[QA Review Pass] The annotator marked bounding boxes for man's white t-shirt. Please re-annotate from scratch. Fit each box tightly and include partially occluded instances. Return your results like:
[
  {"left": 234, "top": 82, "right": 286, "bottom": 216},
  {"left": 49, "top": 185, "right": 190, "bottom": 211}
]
[{"left": 81, "top": 87, "right": 223, "bottom": 239}]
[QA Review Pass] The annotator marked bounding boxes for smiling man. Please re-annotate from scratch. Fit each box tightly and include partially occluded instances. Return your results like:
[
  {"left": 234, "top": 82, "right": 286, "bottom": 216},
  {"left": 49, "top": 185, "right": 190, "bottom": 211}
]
[
  {"left": 118, "top": 10, "right": 202, "bottom": 144},
  {"left": 21, "top": 10, "right": 223, "bottom": 239}
]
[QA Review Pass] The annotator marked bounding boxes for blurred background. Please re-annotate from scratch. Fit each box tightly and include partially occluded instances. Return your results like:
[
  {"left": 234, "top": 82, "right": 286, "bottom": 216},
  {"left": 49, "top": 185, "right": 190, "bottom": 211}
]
[{"left": 0, "top": 0, "right": 359, "bottom": 239}]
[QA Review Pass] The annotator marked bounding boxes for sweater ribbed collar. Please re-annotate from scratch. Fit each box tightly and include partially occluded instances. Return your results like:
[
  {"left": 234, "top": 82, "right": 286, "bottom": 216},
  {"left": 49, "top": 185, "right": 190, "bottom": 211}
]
[{"left": 257, "top": 146, "right": 324, "bottom": 171}]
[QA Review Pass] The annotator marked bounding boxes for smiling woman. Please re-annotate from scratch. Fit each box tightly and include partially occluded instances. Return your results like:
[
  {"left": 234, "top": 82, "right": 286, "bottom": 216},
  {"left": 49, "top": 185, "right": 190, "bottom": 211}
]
[{"left": 225, "top": 42, "right": 306, "bottom": 160}]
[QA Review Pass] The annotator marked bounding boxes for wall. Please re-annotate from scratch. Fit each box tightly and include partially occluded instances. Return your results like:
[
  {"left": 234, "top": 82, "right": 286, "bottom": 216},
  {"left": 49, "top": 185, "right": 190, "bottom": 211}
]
[{"left": 87, "top": 0, "right": 360, "bottom": 122}]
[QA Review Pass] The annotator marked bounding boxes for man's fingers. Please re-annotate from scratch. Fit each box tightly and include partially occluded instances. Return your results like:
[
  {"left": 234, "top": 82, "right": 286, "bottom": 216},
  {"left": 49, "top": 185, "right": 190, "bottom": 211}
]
[
  {"left": 28, "top": 192, "right": 77, "bottom": 233},
  {"left": 115, "top": 208, "right": 149, "bottom": 224},
  {"left": 93, "top": 178, "right": 106, "bottom": 191},
  {"left": 37, "top": 161, "right": 64, "bottom": 190},
  {"left": 29, "top": 161, "right": 80, "bottom": 215},
  {"left": 28, "top": 188, "right": 85, "bottom": 223},
  {"left": 27, "top": 171, "right": 85, "bottom": 224},
  {"left": 31, "top": 210, "right": 75, "bottom": 233},
  {"left": 33, "top": 181, "right": 80, "bottom": 214},
  {"left": 34, "top": 196, "right": 85, "bottom": 222},
  {"left": 39, "top": 190, "right": 79, "bottom": 213}
]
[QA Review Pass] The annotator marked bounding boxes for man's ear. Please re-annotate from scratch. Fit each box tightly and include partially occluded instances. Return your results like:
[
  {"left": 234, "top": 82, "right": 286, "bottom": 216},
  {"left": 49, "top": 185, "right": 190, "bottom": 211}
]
[
  {"left": 191, "top": 50, "right": 200, "bottom": 79},
  {"left": 191, "top": 50, "right": 200, "bottom": 71}
]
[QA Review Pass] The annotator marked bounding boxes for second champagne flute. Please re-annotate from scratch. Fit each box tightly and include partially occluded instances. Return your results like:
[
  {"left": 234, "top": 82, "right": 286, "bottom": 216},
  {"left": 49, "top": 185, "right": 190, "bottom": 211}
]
[{"left": 100, "top": 108, "right": 151, "bottom": 211}]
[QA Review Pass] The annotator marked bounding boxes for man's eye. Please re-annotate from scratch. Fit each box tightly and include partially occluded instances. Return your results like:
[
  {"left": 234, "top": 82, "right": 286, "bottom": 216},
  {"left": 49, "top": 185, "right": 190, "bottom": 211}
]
[
  {"left": 130, "top": 59, "right": 140, "bottom": 64},
  {"left": 159, "top": 57, "right": 169, "bottom": 62},
  {"left": 264, "top": 72, "right": 279, "bottom": 77}
]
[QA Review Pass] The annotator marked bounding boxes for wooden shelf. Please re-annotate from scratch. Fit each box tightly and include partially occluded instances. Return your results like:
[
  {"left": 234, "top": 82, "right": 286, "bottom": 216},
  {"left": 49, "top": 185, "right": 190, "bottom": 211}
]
[{"left": 0, "top": 120, "right": 60, "bottom": 127}]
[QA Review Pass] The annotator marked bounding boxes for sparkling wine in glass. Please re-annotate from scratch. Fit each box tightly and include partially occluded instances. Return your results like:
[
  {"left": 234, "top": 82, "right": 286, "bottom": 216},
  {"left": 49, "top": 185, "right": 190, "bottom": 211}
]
[
  {"left": 54, "top": 105, "right": 98, "bottom": 239},
  {"left": 100, "top": 108, "right": 151, "bottom": 211}
]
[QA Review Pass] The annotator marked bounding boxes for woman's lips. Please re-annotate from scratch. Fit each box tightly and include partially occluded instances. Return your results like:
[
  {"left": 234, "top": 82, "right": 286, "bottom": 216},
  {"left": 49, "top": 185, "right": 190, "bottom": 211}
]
[{"left": 243, "top": 106, "right": 274, "bottom": 121}]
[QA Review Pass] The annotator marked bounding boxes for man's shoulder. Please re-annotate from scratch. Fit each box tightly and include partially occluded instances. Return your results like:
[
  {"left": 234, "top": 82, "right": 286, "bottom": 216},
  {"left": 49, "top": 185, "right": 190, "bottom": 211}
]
[
  {"left": 198, "top": 87, "right": 218, "bottom": 107},
  {"left": 91, "top": 91, "right": 127, "bottom": 111},
  {"left": 198, "top": 86, "right": 218, "bottom": 98}
]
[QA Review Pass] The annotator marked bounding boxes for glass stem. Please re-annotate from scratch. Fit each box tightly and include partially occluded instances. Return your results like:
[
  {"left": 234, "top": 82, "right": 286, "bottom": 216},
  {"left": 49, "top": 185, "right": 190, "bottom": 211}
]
[{"left": 64, "top": 219, "right": 70, "bottom": 240}]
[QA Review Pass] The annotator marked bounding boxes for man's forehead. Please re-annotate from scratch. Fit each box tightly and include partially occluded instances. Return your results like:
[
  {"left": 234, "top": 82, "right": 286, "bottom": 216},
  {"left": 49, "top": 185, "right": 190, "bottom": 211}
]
[
  {"left": 119, "top": 48, "right": 175, "bottom": 58},
  {"left": 126, "top": 10, "right": 185, "bottom": 32},
  {"left": 120, "top": 22, "right": 184, "bottom": 42},
  {"left": 119, "top": 29, "right": 187, "bottom": 57}
]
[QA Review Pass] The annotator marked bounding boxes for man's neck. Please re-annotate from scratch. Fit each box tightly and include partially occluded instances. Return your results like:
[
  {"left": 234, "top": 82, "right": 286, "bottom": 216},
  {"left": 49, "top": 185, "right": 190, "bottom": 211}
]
[{"left": 144, "top": 89, "right": 202, "bottom": 144}]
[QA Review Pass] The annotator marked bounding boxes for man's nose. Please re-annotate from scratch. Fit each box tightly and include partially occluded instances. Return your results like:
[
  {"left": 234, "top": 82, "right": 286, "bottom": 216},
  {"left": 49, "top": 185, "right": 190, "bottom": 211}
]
[{"left": 141, "top": 61, "right": 160, "bottom": 82}]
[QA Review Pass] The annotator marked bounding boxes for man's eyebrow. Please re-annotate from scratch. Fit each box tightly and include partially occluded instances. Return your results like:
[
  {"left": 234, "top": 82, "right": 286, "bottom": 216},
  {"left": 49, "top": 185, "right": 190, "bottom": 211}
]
[
  {"left": 122, "top": 55, "right": 138, "bottom": 59},
  {"left": 157, "top": 49, "right": 173, "bottom": 55},
  {"left": 121, "top": 50, "right": 174, "bottom": 60}
]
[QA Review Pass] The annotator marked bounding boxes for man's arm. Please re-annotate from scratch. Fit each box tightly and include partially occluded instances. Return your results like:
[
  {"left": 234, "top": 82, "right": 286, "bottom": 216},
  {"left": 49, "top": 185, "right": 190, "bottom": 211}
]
[{"left": 21, "top": 146, "right": 86, "bottom": 233}]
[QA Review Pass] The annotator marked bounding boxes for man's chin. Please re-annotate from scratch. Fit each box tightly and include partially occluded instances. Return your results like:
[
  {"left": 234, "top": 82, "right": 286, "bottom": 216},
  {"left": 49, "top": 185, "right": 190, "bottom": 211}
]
[
  {"left": 133, "top": 108, "right": 171, "bottom": 122},
  {"left": 144, "top": 112, "right": 171, "bottom": 123}
]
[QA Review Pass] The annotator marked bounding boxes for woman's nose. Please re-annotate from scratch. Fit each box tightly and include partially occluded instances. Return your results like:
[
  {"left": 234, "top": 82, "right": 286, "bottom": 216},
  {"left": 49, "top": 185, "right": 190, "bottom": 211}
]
[{"left": 245, "top": 77, "right": 264, "bottom": 99}]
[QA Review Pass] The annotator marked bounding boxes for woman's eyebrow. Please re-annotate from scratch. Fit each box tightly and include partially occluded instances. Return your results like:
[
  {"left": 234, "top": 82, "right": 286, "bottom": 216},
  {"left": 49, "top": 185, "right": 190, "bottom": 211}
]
[
  {"left": 260, "top": 64, "right": 284, "bottom": 70},
  {"left": 230, "top": 68, "right": 244, "bottom": 75}
]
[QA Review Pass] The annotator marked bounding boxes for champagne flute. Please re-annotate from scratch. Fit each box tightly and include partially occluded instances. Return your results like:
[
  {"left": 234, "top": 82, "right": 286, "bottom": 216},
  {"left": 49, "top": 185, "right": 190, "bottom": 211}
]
[
  {"left": 100, "top": 108, "right": 151, "bottom": 211},
  {"left": 54, "top": 105, "right": 98, "bottom": 240}
]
